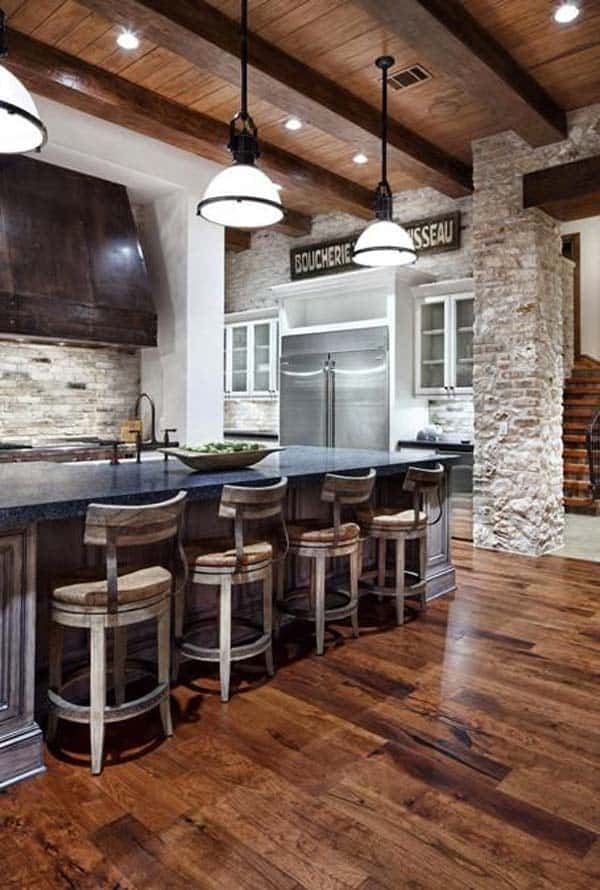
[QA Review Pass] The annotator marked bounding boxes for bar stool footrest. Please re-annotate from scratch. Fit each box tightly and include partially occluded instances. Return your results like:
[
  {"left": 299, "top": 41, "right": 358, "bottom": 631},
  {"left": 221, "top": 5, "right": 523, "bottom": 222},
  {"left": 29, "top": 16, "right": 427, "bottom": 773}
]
[
  {"left": 361, "top": 570, "right": 426, "bottom": 598},
  {"left": 177, "top": 633, "right": 273, "bottom": 662},
  {"left": 48, "top": 682, "right": 169, "bottom": 725},
  {"left": 279, "top": 588, "right": 356, "bottom": 622}
]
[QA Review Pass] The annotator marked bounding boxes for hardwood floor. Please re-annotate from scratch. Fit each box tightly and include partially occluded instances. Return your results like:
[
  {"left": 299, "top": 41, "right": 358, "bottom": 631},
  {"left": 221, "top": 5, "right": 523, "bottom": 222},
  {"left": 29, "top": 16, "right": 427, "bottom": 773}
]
[{"left": 1, "top": 542, "right": 599, "bottom": 889}]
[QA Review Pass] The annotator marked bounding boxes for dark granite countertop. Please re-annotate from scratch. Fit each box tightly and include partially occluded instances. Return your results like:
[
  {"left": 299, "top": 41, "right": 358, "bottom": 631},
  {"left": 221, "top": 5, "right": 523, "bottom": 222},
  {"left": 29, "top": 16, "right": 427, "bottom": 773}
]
[
  {"left": 0, "top": 445, "right": 459, "bottom": 527},
  {"left": 398, "top": 439, "right": 474, "bottom": 453}
]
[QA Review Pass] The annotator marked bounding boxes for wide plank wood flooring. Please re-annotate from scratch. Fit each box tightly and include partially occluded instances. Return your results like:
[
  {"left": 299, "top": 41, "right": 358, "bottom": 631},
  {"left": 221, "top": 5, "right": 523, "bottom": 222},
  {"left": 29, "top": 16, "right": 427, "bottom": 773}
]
[{"left": 1, "top": 541, "right": 599, "bottom": 889}]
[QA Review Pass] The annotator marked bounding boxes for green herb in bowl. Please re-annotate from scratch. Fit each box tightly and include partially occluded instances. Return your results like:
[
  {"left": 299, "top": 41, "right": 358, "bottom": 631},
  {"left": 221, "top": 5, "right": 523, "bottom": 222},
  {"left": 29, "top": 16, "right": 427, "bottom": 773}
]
[{"left": 185, "top": 442, "right": 262, "bottom": 454}]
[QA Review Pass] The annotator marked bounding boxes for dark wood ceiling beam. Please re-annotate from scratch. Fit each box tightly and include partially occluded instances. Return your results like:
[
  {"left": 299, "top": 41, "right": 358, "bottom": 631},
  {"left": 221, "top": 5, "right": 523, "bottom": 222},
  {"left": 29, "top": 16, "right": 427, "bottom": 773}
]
[
  {"left": 76, "top": 0, "right": 472, "bottom": 197},
  {"left": 524, "top": 155, "right": 600, "bottom": 220},
  {"left": 225, "top": 229, "right": 251, "bottom": 252},
  {"left": 5, "top": 30, "right": 373, "bottom": 221},
  {"left": 354, "top": 0, "right": 566, "bottom": 148}
]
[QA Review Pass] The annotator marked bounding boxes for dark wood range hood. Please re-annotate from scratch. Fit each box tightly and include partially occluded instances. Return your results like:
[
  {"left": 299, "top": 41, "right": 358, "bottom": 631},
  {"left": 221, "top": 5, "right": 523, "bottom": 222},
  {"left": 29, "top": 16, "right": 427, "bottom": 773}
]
[{"left": 0, "top": 156, "right": 156, "bottom": 347}]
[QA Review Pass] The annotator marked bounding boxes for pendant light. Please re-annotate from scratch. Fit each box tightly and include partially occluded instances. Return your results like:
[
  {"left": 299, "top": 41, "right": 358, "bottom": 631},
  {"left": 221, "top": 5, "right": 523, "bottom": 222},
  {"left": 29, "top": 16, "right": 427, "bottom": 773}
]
[
  {"left": 197, "top": 0, "right": 283, "bottom": 229},
  {"left": 352, "top": 57, "right": 415, "bottom": 267},
  {"left": 0, "top": 9, "right": 47, "bottom": 154}
]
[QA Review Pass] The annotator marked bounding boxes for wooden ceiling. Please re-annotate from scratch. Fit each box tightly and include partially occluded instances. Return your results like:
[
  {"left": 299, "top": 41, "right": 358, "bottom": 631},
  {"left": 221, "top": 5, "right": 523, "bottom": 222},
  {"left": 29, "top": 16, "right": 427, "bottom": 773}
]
[{"left": 3, "top": 0, "right": 600, "bottom": 221}]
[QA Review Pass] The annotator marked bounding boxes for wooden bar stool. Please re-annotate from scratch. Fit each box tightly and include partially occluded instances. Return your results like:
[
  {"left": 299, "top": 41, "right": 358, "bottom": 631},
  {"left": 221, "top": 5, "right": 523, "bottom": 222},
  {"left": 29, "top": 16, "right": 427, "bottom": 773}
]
[
  {"left": 279, "top": 469, "right": 375, "bottom": 655},
  {"left": 178, "top": 478, "right": 288, "bottom": 702},
  {"left": 358, "top": 464, "right": 444, "bottom": 625},
  {"left": 47, "top": 491, "right": 188, "bottom": 775}
]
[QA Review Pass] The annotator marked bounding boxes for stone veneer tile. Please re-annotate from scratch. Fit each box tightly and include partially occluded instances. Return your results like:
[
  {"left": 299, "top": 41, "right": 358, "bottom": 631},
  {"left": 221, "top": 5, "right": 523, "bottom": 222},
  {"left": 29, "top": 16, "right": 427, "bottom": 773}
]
[{"left": 0, "top": 341, "right": 140, "bottom": 444}]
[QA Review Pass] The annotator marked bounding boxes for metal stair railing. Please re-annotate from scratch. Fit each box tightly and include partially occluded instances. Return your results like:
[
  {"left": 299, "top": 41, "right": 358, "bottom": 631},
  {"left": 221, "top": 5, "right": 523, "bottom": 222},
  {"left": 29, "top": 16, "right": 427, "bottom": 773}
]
[{"left": 586, "top": 410, "right": 600, "bottom": 499}]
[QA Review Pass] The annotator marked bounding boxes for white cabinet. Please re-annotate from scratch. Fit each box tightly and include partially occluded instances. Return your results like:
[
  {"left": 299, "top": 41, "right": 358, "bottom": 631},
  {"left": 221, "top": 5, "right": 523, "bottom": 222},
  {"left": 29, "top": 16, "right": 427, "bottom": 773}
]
[
  {"left": 224, "top": 318, "right": 278, "bottom": 396},
  {"left": 415, "top": 286, "right": 474, "bottom": 395}
]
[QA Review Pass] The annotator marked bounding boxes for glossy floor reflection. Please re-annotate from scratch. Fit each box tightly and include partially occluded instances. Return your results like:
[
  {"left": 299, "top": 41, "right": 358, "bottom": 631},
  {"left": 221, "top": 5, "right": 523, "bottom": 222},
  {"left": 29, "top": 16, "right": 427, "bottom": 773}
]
[{"left": 2, "top": 542, "right": 599, "bottom": 889}]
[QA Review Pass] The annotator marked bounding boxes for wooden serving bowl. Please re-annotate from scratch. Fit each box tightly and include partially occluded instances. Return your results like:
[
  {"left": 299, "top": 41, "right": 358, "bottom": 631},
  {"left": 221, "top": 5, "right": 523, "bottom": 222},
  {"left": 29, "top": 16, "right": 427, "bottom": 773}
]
[{"left": 158, "top": 446, "right": 284, "bottom": 472}]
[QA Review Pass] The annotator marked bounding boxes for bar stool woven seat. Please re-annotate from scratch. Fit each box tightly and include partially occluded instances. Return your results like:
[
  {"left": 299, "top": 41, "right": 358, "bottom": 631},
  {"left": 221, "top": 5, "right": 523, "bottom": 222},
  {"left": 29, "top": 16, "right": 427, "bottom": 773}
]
[
  {"left": 186, "top": 540, "right": 273, "bottom": 571},
  {"left": 287, "top": 520, "right": 360, "bottom": 546},
  {"left": 53, "top": 566, "right": 172, "bottom": 607},
  {"left": 357, "top": 507, "right": 427, "bottom": 530}
]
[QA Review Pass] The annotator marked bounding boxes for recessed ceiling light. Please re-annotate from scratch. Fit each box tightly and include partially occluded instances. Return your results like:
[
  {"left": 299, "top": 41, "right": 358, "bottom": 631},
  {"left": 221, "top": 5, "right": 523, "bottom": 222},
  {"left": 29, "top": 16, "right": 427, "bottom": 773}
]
[
  {"left": 554, "top": 2, "right": 580, "bottom": 23},
  {"left": 117, "top": 30, "right": 140, "bottom": 50},
  {"left": 353, "top": 152, "right": 368, "bottom": 165},
  {"left": 285, "top": 117, "right": 302, "bottom": 131}
]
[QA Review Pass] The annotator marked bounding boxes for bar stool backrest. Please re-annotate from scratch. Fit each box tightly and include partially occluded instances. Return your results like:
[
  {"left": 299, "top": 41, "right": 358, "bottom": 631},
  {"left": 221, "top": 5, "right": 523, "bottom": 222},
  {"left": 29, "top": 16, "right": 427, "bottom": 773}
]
[
  {"left": 321, "top": 469, "right": 376, "bottom": 536},
  {"left": 219, "top": 477, "right": 288, "bottom": 560},
  {"left": 403, "top": 464, "right": 444, "bottom": 523},
  {"left": 84, "top": 490, "right": 188, "bottom": 611}
]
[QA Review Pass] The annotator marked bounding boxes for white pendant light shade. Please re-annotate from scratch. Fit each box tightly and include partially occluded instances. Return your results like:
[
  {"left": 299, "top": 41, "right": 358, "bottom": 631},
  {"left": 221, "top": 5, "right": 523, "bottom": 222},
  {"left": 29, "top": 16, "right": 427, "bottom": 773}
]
[
  {"left": 198, "top": 163, "right": 283, "bottom": 228},
  {"left": 0, "top": 65, "right": 46, "bottom": 154},
  {"left": 353, "top": 219, "right": 416, "bottom": 267},
  {"left": 197, "top": 0, "right": 284, "bottom": 231}
]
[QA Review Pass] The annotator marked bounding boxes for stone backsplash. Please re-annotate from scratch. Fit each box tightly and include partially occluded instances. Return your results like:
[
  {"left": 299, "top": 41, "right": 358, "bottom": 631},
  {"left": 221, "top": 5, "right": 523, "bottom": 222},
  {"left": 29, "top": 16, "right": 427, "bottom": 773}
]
[
  {"left": 428, "top": 397, "right": 474, "bottom": 440},
  {"left": 0, "top": 340, "right": 140, "bottom": 443},
  {"left": 224, "top": 396, "right": 278, "bottom": 435}
]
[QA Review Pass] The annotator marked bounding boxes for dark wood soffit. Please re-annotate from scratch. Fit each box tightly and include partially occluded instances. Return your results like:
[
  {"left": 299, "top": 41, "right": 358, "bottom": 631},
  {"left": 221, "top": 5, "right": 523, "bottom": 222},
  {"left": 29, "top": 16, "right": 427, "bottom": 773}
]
[
  {"left": 76, "top": 0, "right": 472, "bottom": 197},
  {"left": 524, "top": 155, "right": 600, "bottom": 220},
  {"left": 5, "top": 31, "right": 373, "bottom": 222},
  {"left": 354, "top": 0, "right": 567, "bottom": 148}
]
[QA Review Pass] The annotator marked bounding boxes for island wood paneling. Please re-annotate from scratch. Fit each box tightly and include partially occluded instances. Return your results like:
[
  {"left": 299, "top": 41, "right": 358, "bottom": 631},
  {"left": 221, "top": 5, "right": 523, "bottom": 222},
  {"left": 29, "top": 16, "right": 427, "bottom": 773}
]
[
  {"left": 0, "top": 155, "right": 156, "bottom": 346},
  {"left": 0, "top": 526, "right": 44, "bottom": 789}
]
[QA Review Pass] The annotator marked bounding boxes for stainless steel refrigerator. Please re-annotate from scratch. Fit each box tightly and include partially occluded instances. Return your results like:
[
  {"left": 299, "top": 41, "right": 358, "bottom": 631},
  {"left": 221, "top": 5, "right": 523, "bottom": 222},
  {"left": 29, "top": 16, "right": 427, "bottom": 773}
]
[{"left": 280, "top": 327, "right": 389, "bottom": 450}]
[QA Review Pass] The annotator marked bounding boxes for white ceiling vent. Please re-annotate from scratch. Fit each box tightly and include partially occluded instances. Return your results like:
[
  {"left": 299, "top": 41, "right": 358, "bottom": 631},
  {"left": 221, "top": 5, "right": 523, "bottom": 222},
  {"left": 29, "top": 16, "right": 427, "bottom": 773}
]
[{"left": 388, "top": 64, "right": 432, "bottom": 91}]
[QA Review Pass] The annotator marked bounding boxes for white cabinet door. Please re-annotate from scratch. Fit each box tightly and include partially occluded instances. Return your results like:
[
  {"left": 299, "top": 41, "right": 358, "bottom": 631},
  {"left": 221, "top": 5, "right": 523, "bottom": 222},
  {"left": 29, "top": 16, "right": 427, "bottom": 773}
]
[
  {"left": 415, "top": 293, "right": 474, "bottom": 395},
  {"left": 415, "top": 298, "right": 448, "bottom": 395},
  {"left": 452, "top": 295, "right": 474, "bottom": 392}
]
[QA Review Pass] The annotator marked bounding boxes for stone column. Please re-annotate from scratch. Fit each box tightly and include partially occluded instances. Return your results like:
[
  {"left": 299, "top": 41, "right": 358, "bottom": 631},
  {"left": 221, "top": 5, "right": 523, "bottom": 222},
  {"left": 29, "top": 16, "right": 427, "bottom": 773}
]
[{"left": 472, "top": 133, "right": 565, "bottom": 555}]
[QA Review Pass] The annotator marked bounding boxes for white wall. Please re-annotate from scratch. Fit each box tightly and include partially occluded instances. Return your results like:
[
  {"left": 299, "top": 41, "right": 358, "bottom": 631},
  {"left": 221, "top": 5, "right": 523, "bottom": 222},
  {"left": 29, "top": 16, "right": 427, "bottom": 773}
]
[
  {"left": 561, "top": 216, "right": 600, "bottom": 360},
  {"left": 186, "top": 195, "right": 224, "bottom": 444},
  {"left": 138, "top": 194, "right": 224, "bottom": 445}
]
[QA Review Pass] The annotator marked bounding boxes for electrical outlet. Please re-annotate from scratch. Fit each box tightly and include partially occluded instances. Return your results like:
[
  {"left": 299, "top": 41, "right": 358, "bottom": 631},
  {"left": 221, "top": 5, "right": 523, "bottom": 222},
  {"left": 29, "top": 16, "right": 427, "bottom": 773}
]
[{"left": 499, "top": 421, "right": 508, "bottom": 436}]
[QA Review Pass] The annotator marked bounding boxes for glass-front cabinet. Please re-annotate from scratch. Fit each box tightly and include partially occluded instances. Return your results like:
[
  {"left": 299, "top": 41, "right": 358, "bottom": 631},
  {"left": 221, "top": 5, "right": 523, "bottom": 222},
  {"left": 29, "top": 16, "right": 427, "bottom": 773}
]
[
  {"left": 415, "top": 291, "right": 474, "bottom": 395},
  {"left": 224, "top": 318, "right": 278, "bottom": 396}
]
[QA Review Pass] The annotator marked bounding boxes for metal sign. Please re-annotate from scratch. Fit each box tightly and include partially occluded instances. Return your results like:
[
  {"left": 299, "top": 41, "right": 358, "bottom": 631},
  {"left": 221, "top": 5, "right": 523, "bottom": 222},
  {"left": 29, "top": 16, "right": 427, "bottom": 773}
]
[{"left": 290, "top": 211, "right": 461, "bottom": 281}]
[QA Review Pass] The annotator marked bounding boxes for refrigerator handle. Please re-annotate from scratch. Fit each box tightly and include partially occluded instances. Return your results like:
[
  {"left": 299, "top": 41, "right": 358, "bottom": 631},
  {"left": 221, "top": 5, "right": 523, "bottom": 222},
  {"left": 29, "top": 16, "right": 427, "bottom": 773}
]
[
  {"left": 330, "top": 358, "right": 336, "bottom": 448},
  {"left": 324, "top": 359, "right": 330, "bottom": 448}
]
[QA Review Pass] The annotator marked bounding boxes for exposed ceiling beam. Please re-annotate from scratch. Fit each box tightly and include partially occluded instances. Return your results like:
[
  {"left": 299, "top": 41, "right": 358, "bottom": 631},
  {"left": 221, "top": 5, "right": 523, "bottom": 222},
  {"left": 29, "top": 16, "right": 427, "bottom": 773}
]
[
  {"left": 274, "top": 208, "right": 312, "bottom": 237},
  {"left": 76, "top": 0, "right": 472, "bottom": 197},
  {"left": 354, "top": 0, "right": 566, "bottom": 148},
  {"left": 225, "top": 229, "right": 251, "bottom": 252},
  {"left": 5, "top": 31, "right": 374, "bottom": 221},
  {"left": 524, "top": 155, "right": 600, "bottom": 221}
]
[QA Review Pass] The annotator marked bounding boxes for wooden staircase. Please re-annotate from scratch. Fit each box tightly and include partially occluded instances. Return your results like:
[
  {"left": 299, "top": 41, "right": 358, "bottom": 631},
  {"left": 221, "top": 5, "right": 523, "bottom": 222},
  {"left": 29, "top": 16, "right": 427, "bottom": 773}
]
[{"left": 563, "top": 356, "right": 600, "bottom": 514}]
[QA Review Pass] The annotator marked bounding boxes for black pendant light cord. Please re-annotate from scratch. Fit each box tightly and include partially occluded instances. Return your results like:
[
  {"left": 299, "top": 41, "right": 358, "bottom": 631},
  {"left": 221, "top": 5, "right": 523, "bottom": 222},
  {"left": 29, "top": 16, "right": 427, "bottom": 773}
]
[
  {"left": 381, "top": 58, "right": 388, "bottom": 186},
  {"left": 240, "top": 0, "right": 248, "bottom": 120},
  {"left": 228, "top": 0, "right": 260, "bottom": 164},
  {"left": 374, "top": 56, "right": 394, "bottom": 222}
]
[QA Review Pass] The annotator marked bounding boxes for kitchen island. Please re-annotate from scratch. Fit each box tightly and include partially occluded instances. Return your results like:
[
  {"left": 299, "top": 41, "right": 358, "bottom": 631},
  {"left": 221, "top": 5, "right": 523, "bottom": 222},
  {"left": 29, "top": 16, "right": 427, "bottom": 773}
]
[{"left": 0, "top": 445, "right": 458, "bottom": 789}]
